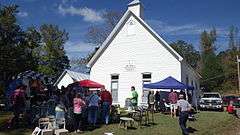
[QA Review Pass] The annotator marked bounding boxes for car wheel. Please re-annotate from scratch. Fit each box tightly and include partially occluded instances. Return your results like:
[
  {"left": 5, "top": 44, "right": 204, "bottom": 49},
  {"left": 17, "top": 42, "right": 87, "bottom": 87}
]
[{"left": 219, "top": 108, "right": 224, "bottom": 112}]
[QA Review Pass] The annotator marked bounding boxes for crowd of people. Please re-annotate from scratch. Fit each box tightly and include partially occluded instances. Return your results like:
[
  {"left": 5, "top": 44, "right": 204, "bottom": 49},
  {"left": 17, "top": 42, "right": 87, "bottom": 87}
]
[
  {"left": 56, "top": 86, "right": 113, "bottom": 133},
  {"left": 8, "top": 83, "right": 114, "bottom": 133},
  {"left": 8, "top": 82, "right": 193, "bottom": 135},
  {"left": 146, "top": 89, "right": 193, "bottom": 135},
  {"left": 146, "top": 89, "right": 190, "bottom": 113}
]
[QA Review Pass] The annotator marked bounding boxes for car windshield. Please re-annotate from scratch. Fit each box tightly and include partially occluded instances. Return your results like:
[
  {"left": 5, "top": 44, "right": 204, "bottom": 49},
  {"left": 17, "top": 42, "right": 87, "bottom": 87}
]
[{"left": 202, "top": 94, "right": 220, "bottom": 98}]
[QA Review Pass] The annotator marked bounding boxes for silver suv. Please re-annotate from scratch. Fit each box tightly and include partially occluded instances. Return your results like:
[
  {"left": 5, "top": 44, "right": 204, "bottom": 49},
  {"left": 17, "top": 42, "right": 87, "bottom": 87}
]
[{"left": 199, "top": 92, "right": 223, "bottom": 111}]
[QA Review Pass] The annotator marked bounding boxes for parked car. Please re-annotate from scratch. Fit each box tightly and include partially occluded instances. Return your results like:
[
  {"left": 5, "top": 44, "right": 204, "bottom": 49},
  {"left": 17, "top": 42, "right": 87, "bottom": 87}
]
[
  {"left": 232, "top": 96, "right": 240, "bottom": 108},
  {"left": 199, "top": 92, "right": 223, "bottom": 111},
  {"left": 222, "top": 95, "right": 239, "bottom": 107}
]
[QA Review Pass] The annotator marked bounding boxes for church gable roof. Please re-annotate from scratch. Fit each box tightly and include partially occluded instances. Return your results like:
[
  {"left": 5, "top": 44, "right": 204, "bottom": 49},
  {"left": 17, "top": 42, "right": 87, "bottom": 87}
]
[{"left": 87, "top": 10, "right": 183, "bottom": 67}]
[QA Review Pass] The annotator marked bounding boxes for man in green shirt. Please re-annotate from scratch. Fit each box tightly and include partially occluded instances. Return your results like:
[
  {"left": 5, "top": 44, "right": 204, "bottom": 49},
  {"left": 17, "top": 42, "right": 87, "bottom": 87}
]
[{"left": 130, "top": 86, "right": 138, "bottom": 108}]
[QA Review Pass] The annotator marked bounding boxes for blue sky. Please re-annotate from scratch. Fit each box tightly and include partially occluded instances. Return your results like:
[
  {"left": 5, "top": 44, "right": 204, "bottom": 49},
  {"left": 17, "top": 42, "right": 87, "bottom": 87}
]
[{"left": 1, "top": 0, "right": 240, "bottom": 59}]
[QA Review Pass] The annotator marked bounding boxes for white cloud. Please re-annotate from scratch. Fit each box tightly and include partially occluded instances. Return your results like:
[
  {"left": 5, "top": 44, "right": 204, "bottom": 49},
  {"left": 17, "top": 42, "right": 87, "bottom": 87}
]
[
  {"left": 17, "top": 11, "right": 28, "bottom": 17},
  {"left": 64, "top": 41, "right": 97, "bottom": 59},
  {"left": 147, "top": 20, "right": 213, "bottom": 36},
  {"left": 58, "top": 5, "right": 104, "bottom": 23}
]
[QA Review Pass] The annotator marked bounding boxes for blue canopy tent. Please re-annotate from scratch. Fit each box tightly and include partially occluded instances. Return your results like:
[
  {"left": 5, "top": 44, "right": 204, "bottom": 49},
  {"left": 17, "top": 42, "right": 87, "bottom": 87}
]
[
  {"left": 143, "top": 76, "right": 198, "bottom": 109},
  {"left": 6, "top": 70, "right": 52, "bottom": 98},
  {"left": 143, "top": 76, "right": 194, "bottom": 90}
]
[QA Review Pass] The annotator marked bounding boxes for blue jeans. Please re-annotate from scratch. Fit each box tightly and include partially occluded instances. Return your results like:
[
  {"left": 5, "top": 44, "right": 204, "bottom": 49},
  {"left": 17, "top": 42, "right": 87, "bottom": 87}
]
[
  {"left": 88, "top": 106, "right": 98, "bottom": 125},
  {"left": 102, "top": 102, "right": 110, "bottom": 124},
  {"left": 55, "top": 111, "right": 65, "bottom": 128},
  {"left": 179, "top": 112, "right": 189, "bottom": 135},
  {"left": 55, "top": 111, "right": 65, "bottom": 119}
]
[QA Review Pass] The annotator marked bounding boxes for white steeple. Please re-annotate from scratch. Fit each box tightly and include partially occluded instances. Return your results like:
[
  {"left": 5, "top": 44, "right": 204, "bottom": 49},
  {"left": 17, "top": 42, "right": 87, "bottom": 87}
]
[{"left": 128, "top": 0, "right": 144, "bottom": 19}]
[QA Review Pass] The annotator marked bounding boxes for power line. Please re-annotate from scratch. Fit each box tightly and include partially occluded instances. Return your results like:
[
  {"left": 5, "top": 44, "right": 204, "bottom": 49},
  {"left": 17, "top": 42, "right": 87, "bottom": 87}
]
[{"left": 201, "top": 72, "right": 237, "bottom": 82}]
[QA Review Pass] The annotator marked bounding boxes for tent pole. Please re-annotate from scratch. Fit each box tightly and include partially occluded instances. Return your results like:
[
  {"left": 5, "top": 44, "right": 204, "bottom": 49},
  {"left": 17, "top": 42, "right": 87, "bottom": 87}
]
[
  {"left": 193, "top": 89, "right": 198, "bottom": 111},
  {"left": 185, "top": 89, "right": 188, "bottom": 101}
]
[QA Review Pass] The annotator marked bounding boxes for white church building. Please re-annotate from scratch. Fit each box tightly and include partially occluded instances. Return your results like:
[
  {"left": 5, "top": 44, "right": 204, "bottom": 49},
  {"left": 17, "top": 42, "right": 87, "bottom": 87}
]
[{"left": 87, "top": 0, "right": 201, "bottom": 107}]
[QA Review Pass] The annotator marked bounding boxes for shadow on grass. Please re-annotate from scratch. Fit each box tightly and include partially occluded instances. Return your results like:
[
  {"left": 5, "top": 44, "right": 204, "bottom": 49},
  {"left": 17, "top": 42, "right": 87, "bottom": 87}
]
[
  {"left": 149, "top": 122, "right": 158, "bottom": 125},
  {"left": 0, "top": 120, "right": 32, "bottom": 135},
  {"left": 187, "top": 127, "right": 198, "bottom": 133},
  {"left": 0, "top": 128, "right": 32, "bottom": 135},
  {"left": 126, "top": 127, "right": 138, "bottom": 130},
  {"left": 86, "top": 125, "right": 105, "bottom": 131}
]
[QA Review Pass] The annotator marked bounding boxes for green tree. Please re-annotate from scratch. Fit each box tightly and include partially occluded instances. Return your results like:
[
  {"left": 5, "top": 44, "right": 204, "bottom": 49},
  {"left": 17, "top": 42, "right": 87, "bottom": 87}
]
[
  {"left": 170, "top": 40, "right": 200, "bottom": 69},
  {"left": 24, "top": 27, "right": 42, "bottom": 71},
  {"left": 200, "top": 29, "right": 224, "bottom": 92},
  {"left": 0, "top": 5, "right": 28, "bottom": 81},
  {"left": 37, "top": 24, "right": 70, "bottom": 77},
  {"left": 0, "top": 5, "right": 41, "bottom": 92},
  {"left": 218, "top": 26, "right": 240, "bottom": 93}
]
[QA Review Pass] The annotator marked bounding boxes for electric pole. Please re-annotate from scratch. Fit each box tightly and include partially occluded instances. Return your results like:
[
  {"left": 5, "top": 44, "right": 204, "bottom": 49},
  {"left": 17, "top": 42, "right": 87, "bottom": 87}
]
[{"left": 237, "top": 55, "right": 240, "bottom": 94}]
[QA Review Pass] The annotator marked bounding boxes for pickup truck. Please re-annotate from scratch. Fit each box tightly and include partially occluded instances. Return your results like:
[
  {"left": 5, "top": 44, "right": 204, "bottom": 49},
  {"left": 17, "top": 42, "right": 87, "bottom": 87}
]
[{"left": 199, "top": 92, "right": 223, "bottom": 111}]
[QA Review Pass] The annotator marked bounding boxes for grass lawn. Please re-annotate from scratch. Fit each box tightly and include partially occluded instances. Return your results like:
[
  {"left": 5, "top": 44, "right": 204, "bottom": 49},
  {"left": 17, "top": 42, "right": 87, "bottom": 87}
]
[
  {"left": 78, "top": 111, "right": 240, "bottom": 135},
  {"left": 0, "top": 112, "right": 12, "bottom": 125},
  {"left": 0, "top": 111, "right": 239, "bottom": 135}
]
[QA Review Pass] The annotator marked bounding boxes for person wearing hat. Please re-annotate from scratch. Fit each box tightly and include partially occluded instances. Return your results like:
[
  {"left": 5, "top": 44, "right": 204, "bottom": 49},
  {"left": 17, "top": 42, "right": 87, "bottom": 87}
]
[{"left": 177, "top": 94, "right": 192, "bottom": 135}]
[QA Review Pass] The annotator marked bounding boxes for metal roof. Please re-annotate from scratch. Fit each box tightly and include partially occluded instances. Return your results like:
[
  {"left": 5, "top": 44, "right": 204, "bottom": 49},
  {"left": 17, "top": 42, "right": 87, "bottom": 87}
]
[{"left": 54, "top": 70, "right": 89, "bottom": 86}]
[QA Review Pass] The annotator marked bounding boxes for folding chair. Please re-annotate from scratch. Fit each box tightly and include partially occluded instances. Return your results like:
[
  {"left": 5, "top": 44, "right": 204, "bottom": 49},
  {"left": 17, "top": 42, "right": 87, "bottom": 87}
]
[
  {"left": 55, "top": 118, "right": 66, "bottom": 129},
  {"left": 164, "top": 102, "right": 171, "bottom": 114},
  {"left": 38, "top": 118, "right": 50, "bottom": 129},
  {"left": 55, "top": 118, "right": 68, "bottom": 135}
]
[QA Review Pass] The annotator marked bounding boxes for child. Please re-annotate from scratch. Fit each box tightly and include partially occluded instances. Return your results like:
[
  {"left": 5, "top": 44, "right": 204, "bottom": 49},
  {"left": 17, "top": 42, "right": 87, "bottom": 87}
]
[{"left": 227, "top": 100, "right": 234, "bottom": 114}]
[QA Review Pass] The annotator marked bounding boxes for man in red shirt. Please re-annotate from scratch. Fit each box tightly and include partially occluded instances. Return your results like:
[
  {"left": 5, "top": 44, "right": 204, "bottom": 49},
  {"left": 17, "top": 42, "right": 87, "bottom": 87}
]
[
  {"left": 100, "top": 87, "right": 112, "bottom": 124},
  {"left": 168, "top": 89, "right": 178, "bottom": 118}
]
